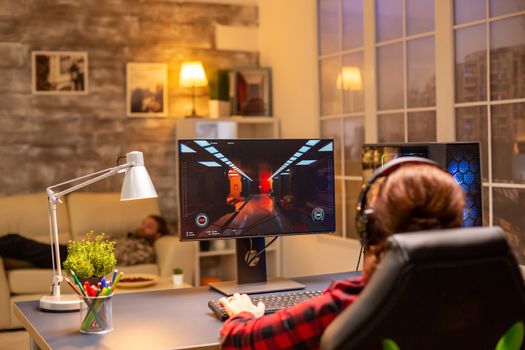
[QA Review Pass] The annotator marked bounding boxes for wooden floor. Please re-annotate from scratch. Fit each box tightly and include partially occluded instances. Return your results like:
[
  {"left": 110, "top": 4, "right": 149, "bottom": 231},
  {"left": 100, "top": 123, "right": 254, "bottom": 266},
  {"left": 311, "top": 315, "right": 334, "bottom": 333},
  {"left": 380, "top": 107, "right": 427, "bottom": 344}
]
[{"left": 0, "top": 329, "right": 28, "bottom": 350}]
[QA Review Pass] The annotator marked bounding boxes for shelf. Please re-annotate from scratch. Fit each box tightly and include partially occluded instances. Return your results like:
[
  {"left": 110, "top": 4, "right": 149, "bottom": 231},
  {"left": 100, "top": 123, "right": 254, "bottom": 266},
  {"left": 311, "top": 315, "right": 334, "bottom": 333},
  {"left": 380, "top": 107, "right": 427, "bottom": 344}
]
[
  {"left": 179, "top": 116, "right": 276, "bottom": 124},
  {"left": 199, "top": 246, "right": 277, "bottom": 258},
  {"left": 176, "top": 117, "right": 279, "bottom": 139},
  {"left": 228, "top": 116, "right": 277, "bottom": 124},
  {"left": 199, "top": 249, "right": 235, "bottom": 257}
]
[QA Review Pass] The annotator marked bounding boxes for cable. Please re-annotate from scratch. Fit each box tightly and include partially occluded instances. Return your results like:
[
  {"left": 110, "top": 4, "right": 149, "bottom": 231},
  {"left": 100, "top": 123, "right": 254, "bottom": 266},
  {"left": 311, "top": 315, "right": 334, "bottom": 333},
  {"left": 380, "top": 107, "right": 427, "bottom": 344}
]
[
  {"left": 355, "top": 244, "right": 364, "bottom": 271},
  {"left": 246, "top": 236, "right": 279, "bottom": 266},
  {"left": 246, "top": 236, "right": 278, "bottom": 266},
  {"left": 244, "top": 238, "right": 254, "bottom": 264},
  {"left": 116, "top": 155, "right": 126, "bottom": 166}
]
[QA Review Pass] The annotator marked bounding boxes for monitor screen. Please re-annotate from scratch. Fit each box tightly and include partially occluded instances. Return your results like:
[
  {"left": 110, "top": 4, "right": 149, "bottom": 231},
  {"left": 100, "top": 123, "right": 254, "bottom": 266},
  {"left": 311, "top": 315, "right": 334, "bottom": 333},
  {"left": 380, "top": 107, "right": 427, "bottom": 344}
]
[
  {"left": 178, "top": 139, "right": 336, "bottom": 241},
  {"left": 362, "top": 145, "right": 429, "bottom": 181},
  {"left": 362, "top": 142, "right": 482, "bottom": 227}
]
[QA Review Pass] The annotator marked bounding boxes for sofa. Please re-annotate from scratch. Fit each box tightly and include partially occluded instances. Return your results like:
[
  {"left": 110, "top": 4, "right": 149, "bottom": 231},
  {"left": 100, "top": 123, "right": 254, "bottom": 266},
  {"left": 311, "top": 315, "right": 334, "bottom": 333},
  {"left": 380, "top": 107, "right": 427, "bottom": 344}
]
[{"left": 0, "top": 192, "right": 195, "bottom": 330}]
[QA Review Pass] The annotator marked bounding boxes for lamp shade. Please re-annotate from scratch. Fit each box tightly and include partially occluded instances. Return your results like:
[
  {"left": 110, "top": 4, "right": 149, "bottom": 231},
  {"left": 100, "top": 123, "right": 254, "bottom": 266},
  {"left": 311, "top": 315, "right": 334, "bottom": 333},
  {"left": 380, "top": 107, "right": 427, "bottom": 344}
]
[
  {"left": 179, "top": 61, "right": 208, "bottom": 88},
  {"left": 336, "top": 66, "right": 362, "bottom": 91},
  {"left": 120, "top": 151, "right": 158, "bottom": 201}
]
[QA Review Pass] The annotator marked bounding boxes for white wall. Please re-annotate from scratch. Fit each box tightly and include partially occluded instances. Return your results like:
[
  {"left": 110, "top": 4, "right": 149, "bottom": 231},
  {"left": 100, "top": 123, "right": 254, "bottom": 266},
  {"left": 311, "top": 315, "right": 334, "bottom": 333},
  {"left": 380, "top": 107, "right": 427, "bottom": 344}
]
[
  {"left": 282, "top": 235, "right": 362, "bottom": 277},
  {"left": 258, "top": 0, "right": 319, "bottom": 138},
  {"left": 258, "top": 0, "right": 362, "bottom": 277}
]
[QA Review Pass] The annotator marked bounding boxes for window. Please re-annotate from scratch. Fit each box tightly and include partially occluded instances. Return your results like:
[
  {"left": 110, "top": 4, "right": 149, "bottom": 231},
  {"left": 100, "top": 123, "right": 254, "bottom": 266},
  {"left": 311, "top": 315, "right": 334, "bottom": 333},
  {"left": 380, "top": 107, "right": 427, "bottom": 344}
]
[
  {"left": 318, "top": 0, "right": 436, "bottom": 239},
  {"left": 319, "top": 0, "right": 364, "bottom": 239},
  {"left": 317, "top": 0, "right": 525, "bottom": 264},
  {"left": 376, "top": 0, "right": 436, "bottom": 142},
  {"left": 454, "top": 0, "right": 525, "bottom": 263}
]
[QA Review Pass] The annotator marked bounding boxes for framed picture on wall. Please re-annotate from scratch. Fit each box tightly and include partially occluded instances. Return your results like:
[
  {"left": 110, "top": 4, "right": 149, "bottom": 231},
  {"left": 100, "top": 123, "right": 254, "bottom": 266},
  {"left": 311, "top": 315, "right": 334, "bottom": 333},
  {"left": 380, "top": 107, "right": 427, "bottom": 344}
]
[
  {"left": 32, "top": 51, "right": 88, "bottom": 95},
  {"left": 231, "top": 67, "right": 272, "bottom": 116},
  {"left": 126, "top": 63, "right": 168, "bottom": 117}
]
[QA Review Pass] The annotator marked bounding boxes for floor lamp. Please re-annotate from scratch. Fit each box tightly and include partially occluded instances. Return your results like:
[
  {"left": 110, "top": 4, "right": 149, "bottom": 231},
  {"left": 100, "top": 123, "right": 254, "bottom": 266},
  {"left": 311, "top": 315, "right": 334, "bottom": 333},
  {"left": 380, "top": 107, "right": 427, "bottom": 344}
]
[{"left": 39, "top": 151, "right": 157, "bottom": 311}]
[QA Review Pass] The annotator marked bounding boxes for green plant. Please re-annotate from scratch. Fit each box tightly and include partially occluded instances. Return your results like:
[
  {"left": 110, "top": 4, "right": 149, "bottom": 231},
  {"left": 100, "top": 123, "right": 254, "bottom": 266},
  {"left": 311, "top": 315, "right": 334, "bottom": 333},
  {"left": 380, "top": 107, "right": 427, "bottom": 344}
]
[
  {"left": 208, "top": 68, "right": 229, "bottom": 101},
  {"left": 173, "top": 267, "right": 183, "bottom": 275},
  {"left": 63, "top": 231, "right": 117, "bottom": 279}
]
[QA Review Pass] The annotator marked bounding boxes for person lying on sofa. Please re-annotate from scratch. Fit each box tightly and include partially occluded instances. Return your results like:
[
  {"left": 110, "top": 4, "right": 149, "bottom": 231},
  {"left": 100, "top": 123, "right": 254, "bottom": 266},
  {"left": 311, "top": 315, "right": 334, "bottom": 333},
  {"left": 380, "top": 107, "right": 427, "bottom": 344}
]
[
  {"left": 0, "top": 214, "right": 169, "bottom": 268},
  {"left": 218, "top": 160, "right": 465, "bottom": 350}
]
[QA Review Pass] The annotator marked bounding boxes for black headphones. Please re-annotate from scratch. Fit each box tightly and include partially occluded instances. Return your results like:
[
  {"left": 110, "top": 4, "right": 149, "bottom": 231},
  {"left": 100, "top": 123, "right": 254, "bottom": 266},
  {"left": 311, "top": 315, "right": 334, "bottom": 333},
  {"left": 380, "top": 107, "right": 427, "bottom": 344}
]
[{"left": 355, "top": 156, "right": 441, "bottom": 249}]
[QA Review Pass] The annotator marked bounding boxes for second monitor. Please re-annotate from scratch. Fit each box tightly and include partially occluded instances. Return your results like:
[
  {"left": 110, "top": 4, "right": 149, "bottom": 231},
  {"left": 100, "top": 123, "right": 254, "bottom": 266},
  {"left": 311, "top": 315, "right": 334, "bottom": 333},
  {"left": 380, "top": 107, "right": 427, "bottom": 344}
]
[
  {"left": 178, "top": 139, "right": 336, "bottom": 295},
  {"left": 362, "top": 142, "right": 482, "bottom": 227}
]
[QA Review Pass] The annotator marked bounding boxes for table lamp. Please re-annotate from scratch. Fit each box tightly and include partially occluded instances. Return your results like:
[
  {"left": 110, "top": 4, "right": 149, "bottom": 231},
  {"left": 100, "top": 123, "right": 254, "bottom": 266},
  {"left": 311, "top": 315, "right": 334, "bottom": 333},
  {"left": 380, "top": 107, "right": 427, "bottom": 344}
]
[
  {"left": 39, "top": 151, "right": 157, "bottom": 311},
  {"left": 179, "top": 61, "right": 208, "bottom": 118}
]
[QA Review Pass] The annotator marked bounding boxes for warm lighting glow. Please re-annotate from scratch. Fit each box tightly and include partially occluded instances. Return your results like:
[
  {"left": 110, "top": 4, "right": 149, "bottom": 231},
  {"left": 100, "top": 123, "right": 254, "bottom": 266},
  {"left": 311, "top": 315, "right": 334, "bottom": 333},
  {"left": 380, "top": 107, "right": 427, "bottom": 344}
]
[
  {"left": 336, "top": 66, "right": 362, "bottom": 91},
  {"left": 179, "top": 61, "right": 208, "bottom": 87}
]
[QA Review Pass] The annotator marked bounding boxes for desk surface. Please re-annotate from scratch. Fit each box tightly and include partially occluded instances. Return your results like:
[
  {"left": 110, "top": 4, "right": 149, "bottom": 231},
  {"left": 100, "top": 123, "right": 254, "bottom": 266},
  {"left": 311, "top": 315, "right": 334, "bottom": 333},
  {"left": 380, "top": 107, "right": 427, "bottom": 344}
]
[{"left": 15, "top": 271, "right": 360, "bottom": 350}]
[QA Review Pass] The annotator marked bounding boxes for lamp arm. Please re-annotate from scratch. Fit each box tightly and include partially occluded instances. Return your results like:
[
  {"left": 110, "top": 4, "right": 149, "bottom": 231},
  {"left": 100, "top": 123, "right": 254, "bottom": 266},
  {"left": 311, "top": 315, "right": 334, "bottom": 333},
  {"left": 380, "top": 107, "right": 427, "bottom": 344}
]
[
  {"left": 48, "top": 162, "right": 134, "bottom": 200},
  {"left": 46, "top": 161, "right": 134, "bottom": 294}
]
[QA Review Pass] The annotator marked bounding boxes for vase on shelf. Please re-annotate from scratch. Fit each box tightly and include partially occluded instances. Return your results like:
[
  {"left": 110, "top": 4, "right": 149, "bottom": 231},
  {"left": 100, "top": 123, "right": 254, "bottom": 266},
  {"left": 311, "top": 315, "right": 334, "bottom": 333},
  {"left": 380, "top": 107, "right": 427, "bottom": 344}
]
[
  {"left": 208, "top": 68, "right": 230, "bottom": 119},
  {"left": 172, "top": 268, "right": 184, "bottom": 286},
  {"left": 209, "top": 100, "right": 230, "bottom": 119}
]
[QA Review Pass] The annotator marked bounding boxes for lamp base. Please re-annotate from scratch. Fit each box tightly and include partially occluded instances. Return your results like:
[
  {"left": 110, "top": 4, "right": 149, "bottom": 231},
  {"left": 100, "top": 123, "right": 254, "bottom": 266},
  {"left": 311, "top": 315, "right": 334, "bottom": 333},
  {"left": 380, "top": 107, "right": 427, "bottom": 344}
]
[{"left": 40, "top": 294, "right": 81, "bottom": 312}]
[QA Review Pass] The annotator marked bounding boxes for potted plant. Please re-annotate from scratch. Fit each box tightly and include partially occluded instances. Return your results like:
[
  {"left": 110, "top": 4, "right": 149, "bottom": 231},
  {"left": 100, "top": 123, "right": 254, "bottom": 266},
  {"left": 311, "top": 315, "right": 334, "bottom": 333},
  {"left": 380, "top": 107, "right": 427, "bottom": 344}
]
[
  {"left": 172, "top": 267, "right": 184, "bottom": 286},
  {"left": 63, "top": 231, "right": 117, "bottom": 283},
  {"left": 208, "top": 68, "right": 230, "bottom": 118}
]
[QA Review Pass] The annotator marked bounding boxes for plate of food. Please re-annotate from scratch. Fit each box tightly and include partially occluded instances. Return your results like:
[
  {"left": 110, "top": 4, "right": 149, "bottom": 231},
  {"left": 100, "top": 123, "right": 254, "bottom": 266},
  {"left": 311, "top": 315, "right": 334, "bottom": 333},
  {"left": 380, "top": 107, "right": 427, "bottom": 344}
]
[{"left": 117, "top": 273, "right": 159, "bottom": 288}]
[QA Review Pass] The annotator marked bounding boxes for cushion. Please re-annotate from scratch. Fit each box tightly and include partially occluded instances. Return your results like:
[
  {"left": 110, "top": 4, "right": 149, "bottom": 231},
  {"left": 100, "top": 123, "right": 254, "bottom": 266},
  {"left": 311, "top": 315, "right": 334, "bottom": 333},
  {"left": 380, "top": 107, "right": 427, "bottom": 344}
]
[
  {"left": 0, "top": 193, "right": 70, "bottom": 240},
  {"left": 9, "top": 268, "right": 64, "bottom": 294},
  {"left": 67, "top": 192, "right": 160, "bottom": 240}
]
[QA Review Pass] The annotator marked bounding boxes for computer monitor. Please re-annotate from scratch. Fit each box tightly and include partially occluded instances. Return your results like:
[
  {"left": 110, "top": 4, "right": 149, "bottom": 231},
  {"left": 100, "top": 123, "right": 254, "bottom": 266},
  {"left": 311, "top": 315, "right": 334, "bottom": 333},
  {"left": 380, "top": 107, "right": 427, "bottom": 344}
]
[
  {"left": 178, "top": 139, "right": 336, "bottom": 295},
  {"left": 362, "top": 142, "right": 482, "bottom": 227}
]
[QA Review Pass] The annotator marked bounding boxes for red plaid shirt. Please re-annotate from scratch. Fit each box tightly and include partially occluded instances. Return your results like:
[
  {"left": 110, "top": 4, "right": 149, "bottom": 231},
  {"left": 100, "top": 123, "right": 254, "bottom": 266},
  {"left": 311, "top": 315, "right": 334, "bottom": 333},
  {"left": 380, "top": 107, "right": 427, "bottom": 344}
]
[{"left": 219, "top": 277, "right": 365, "bottom": 350}]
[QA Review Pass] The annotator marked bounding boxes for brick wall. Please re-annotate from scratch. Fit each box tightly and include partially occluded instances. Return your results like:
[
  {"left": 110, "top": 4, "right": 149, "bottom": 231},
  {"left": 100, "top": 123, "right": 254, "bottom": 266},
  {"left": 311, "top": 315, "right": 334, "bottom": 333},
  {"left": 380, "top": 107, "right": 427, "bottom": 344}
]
[{"left": 0, "top": 0, "right": 258, "bottom": 227}]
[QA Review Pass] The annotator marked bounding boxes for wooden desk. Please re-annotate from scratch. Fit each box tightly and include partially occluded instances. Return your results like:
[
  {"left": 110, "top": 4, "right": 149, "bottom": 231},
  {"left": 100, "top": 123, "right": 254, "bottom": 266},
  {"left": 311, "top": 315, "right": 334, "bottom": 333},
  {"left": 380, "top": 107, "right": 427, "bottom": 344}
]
[{"left": 14, "top": 272, "right": 360, "bottom": 350}]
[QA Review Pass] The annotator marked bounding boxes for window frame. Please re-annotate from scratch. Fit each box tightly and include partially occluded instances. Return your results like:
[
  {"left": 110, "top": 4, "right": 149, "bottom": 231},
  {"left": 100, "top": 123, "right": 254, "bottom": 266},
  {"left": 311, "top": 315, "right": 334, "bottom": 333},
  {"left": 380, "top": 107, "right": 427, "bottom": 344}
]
[{"left": 317, "top": 0, "right": 525, "bottom": 242}]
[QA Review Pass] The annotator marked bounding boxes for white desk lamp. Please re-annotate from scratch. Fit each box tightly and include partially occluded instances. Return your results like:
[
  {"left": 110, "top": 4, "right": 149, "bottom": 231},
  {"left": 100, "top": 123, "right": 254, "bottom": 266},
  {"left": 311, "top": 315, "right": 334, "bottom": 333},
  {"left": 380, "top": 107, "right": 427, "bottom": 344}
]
[{"left": 39, "top": 151, "right": 157, "bottom": 311}]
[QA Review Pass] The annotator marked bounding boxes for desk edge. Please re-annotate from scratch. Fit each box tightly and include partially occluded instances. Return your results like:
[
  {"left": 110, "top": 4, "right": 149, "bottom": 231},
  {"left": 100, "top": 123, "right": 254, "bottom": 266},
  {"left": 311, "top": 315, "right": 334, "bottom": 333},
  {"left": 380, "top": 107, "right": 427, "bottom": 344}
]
[{"left": 13, "top": 302, "right": 52, "bottom": 350}]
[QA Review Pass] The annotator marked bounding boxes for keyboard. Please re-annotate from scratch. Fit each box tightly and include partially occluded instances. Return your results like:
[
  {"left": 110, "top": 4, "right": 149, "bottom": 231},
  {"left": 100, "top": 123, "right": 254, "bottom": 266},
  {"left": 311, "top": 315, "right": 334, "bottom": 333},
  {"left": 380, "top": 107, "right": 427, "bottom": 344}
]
[{"left": 208, "top": 289, "right": 323, "bottom": 321}]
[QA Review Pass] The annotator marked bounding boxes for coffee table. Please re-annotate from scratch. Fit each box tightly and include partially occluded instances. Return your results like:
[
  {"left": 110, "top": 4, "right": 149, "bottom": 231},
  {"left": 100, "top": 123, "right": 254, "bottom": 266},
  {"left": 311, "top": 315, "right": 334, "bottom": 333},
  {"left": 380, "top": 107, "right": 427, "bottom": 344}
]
[{"left": 114, "top": 276, "right": 192, "bottom": 294}]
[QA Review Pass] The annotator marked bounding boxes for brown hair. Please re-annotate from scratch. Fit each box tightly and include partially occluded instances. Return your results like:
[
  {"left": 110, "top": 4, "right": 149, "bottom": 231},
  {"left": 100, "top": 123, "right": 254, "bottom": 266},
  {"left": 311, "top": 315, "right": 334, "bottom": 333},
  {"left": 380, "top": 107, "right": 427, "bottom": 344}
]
[
  {"left": 368, "top": 164, "right": 465, "bottom": 245},
  {"left": 150, "top": 215, "right": 170, "bottom": 236}
]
